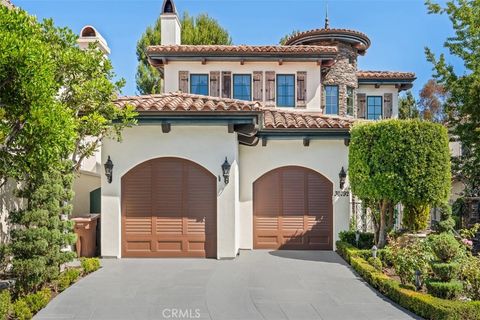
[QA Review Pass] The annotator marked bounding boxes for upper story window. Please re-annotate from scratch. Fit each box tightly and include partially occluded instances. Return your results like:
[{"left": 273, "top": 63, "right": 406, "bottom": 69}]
[
  {"left": 233, "top": 74, "right": 252, "bottom": 101},
  {"left": 367, "top": 96, "right": 383, "bottom": 120},
  {"left": 324, "top": 85, "right": 339, "bottom": 115},
  {"left": 277, "top": 74, "right": 295, "bottom": 107},
  {"left": 346, "top": 87, "right": 355, "bottom": 116},
  {"left": 190, "top": 74, "right": 209, "bottom": 95}
]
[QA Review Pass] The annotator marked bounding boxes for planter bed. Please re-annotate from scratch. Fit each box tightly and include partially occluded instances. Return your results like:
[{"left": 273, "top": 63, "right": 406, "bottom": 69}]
[{"left": 336, "top": 241, "right": 480, "bottom": 320}]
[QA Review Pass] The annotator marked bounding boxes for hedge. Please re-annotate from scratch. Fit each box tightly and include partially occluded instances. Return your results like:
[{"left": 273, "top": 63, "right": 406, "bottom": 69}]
[{"left": 337, "top": 241, "right": 480, "bottom": 320}]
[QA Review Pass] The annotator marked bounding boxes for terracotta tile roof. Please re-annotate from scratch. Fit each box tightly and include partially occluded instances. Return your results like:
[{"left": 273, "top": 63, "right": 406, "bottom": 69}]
[
  {"left": 115, "top": 92, "right": 354, "bottom": 130},
  {"left": 357, "top": 70, "right": 416, "bottom": 80},
  {"left": 147, "top": 45, "right": 338, "bottom": 55}
]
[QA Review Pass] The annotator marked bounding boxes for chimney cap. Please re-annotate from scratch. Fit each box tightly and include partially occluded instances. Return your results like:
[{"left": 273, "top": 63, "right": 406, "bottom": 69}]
[
  {"left": 162, "top": 0, "right": 176, "bottom": 14},
  {"left": 78, "top": 25, "right": 110, "bottom": 55}
]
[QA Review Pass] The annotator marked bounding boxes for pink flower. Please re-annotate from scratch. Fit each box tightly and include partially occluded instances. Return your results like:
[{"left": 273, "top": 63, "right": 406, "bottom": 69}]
[{"left": 462, "top": 239, "right": 473, "bottom": 247}]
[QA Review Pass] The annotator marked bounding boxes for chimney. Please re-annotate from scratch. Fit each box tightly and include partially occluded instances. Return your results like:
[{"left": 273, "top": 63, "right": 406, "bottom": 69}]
[
  {"left": 77, "top": 25, "right": 111, "bottom": 55},
  {"left": 160, "top": 0, "right": 181, "bottom": 45}
]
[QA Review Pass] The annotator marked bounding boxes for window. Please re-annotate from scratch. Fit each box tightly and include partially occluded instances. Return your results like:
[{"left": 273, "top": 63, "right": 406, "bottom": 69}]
[
  {"left": 367, "top": 96, "right": 383, "bottom": 120},
  {"left": 324, "top": 85, "right": 339, "bottom": 114},
  {"left": 346, "top": 87, "right": 355, "bottom": 116},
  {"left": 233, "top": 74, "right": 252, "bottom": 101},
  {"left": 190, "top": 74, "right": 209, "bottom": 95},
  {"left": 276, "top": 74, "right": 295, "bottom": 107}
]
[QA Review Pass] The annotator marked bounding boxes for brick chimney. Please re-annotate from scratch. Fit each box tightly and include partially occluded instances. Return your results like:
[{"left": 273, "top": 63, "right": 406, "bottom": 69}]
[
  {"left": 160, "top": 0, "right": 181, "bottom": 45},
  {"left": 77, "top": 25, "right": 111, "bottom": 55}
]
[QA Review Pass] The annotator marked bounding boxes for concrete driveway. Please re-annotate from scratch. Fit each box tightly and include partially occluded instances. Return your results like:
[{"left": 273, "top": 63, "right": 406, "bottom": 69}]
[{"left": 36, "top": 251, "right": 419, "bottom": 320}]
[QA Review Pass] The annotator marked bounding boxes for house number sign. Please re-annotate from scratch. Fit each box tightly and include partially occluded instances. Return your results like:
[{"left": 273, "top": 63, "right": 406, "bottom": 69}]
[{"left": 335, "top": 191, "right": 350, "bottom": 197}]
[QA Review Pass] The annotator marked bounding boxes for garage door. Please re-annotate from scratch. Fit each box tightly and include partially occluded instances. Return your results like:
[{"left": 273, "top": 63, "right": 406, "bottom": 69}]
[
  {"left": 121, "top": 158, "right": 217, "bottom": 258},
  {"left": 253, "top": 166, "right": 333, "bottom": 250}
]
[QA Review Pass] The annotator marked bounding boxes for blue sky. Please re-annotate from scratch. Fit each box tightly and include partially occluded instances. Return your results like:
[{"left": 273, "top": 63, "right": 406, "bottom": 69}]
[{"left": 15, "top": 0, "right": 459, "bottom": 97}]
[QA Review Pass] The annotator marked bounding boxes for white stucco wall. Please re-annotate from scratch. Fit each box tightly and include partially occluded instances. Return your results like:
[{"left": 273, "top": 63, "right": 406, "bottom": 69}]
[
  {"left": 100, "top": 125, "right": 240, "bottom": 258},
  {"left": 238, "top": 139, "right": 350, "bottom": 250},
  {"left": 164, "top": 61, "right": 322, "bottom": 111},
  {"left": 357, "top": 84, "right": 400, "bottom": 118},
  {"left": 72, "top": 171, "right": 100, "bottom": 217}
]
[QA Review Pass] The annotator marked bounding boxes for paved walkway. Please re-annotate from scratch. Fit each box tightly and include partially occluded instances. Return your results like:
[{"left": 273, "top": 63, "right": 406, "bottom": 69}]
[{"left": 36, "top": 251, "right": 419, "bottom": 320}]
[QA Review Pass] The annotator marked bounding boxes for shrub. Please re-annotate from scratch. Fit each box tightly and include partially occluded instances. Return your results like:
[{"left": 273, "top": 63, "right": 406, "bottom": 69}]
[
  {"left": 336, "top": 241, "right": 480, "bottom": 320},
  {"left": 24, "top": 288, "right": 51, "bottom": 313},
  {"left": 338, "top": 231, "right": 374, "bottom": 249},
  {"left": 81, "top": 258, "right": 101, "bottom": 274},
  {"left": 368, "top": 257, "right": 383, "bottom": 271},
  {"left": 460, "top": 255, "right": 480, "bottom": 300},
  {"left": 429, "top": 233, "right": 462, "bottom": 262},
  {"left": 391, "top": 239, "right": 434, "bottom": 286},
  {"left": 431, "top": 262, "right": 460, "bottom": 282},
  {"left": 55, "top": 268, "right": 81, "bottom": 292},
  {"left": 437, "top": 204, "right": 456, "bottom": 233},
  {"left": 0, "top": 290, "right": 11, "bottom": 319},
  {"left": 403, "top": 204, "right": 430, "bottom": 232},
  {"left": 12, "top": 299, "right": 32, "bottom": 320},
  {"left": 426, "top": 280, "right": 463, "bottom": 300},
  {"left": 377, "top": 246, "right": 394, "bottom": 267}
]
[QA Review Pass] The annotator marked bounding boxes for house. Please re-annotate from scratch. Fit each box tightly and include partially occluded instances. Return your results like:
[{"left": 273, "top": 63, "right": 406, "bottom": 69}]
[{"left": 76, "top": 0, "right": 416, "bottom": 259}]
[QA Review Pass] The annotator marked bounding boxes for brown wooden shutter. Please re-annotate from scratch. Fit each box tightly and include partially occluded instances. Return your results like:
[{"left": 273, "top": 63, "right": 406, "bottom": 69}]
[
  {"left": 253, "top": 71, "right": 263, "bottom": 101},
  {"left": 222, "top": 71, "right": 231, "bottom": 98},
  {"left": 297, "top": 71, "right": 307, "bottom": 107},
  {"left": 357, "top": 93, "right": 366, "bottom": 119},
  {"left": 210, "top": 71, "right": 220, "bottom": 97},
  {"left": 383, "top": 93, "right": 393, "bottom": 119},
  {"left": 265, "top": 71, "right": 276, "bottom": 106},
  {"left": 179, "top": 71, "right": 189, "bottom": 93}
]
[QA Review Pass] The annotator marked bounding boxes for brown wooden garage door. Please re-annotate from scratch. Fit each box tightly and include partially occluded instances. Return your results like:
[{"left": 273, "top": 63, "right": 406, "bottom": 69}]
[
  {"left": 253, "top": 166, "right": 333, "bottom": 250},
  {"left": 121, "top": 158, "right": 217, "bottom": 258}
]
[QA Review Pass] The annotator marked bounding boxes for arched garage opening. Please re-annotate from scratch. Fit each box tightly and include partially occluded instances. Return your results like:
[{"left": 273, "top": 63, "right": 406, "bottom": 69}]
[
  {"left": 253, "top": 166, "right": 333, "bottom": 250},
  {"left": 121, "top": 157, "right": 217, "bottom": 258}
]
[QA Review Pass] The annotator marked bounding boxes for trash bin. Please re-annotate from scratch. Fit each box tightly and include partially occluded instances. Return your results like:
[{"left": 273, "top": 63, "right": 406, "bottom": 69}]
[{"left": 72, "top": 214, "right": 100, "bottom": 258}]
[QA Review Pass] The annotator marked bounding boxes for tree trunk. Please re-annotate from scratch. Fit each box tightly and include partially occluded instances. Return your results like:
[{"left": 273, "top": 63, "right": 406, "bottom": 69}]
[{"left": 377, "top": 200, "right": 388, "bottom": 248}]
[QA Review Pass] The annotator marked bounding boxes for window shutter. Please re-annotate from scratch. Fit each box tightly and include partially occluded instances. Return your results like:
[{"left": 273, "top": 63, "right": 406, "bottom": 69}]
[
  {"left": 179, "top": 71, "right": 189, "bottom": 93},
  {"left": 357, "top": 93, "right": 366, "bottom": 119},
  {"left": 383, "top": 93, "right": 393, "bottom": 119},
  {"left": 210, "top": 71, "right": 220, "bottom": 97},
  {"left": 297, "top": 71, "right": 307, "bottom": 107},
  {"left": 222, "top": 71, "right": 231, "bottom": 98},
  {"left": 265, "top": 71, "right": 276, "bottom": 106},
  {"left": 253, "top": 71, "right": 263, "bottom": 101}
]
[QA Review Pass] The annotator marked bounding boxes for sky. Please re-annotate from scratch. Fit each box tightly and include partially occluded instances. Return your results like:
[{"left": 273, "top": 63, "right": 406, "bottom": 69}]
[{"left": 15, "top": 0, "right": 461, "bottom": 97}]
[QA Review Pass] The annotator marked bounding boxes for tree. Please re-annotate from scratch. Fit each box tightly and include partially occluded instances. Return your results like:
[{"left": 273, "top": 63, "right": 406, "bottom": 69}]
[
  {"left": 349, "top": 120, "right": 451, "bottom": 247},
  {"left": 425, "top": 0, "right": 480, "bottom": 197},
  {"left": 418, "top": 79, "right": 448, "bottom": 122},
  {"left": 279, "top": 30, "right": 301, "bottom": 45},
  {"left": 399, "top": 91, "right": 420, "bottom": 119},
  {"left": 136, "top": 12, "right": 232, "bottom": 94}
]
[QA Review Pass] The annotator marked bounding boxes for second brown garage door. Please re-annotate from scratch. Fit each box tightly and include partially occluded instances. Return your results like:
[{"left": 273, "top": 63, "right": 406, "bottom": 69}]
[
  {"left": 121, "top": 158, "right": 217, "bottom": 258},
  {"left": 253, "top": 166, "right": 333, "bottom": 250}
]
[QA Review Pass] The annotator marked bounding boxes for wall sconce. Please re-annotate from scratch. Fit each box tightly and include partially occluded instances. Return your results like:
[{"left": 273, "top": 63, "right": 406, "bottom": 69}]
[
  {"left": 221, "top": 157, "right": 231, "bottom": 185},
  {"left": 104, "top": 156, "right": 114, "bottom": 184},
  {"left": 339, "top": 167, "right": 347, "bottom": 189}
]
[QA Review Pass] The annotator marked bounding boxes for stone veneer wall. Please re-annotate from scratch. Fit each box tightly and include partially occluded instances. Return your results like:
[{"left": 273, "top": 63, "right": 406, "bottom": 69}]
[{"left": 321, "top": 42, "right": 358, "bottom": 117}]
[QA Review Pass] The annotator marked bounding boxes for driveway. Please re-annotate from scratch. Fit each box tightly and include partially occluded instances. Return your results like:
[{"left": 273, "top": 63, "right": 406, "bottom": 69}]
[{"left": 36, "top": 251, "right": 419, "bottom": 320}]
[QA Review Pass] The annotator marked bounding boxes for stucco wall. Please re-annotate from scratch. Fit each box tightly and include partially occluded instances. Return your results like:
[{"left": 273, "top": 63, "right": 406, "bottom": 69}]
[
  {"left": 164, "top": 61, "right": 322, "bottom": 111},
  {"left": 238, "top": 139, "right": 350, "bottom": 250},
  {"left": 72, "top": 172, "right": 100, "bottom": 217},
  {"left": 357, "top": 85, "right": 400, "bottom": 118},
  {"left": 100, "top": 125, "right": 239, "bottom": 258},
  {"left": 0, "top": 180, "right": 22, "bottom": 243}
]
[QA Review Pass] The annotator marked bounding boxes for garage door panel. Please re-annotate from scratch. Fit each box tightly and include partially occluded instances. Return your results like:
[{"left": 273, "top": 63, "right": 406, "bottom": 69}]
[
  {"left": 254, "top": 166, "right": 333, "bottom": 250},
  {"left": 122, "top": 158, "right": 216, "bottom": 258}
]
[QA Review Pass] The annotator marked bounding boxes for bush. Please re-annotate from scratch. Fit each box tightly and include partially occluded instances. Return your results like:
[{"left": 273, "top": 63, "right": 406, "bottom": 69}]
[
  {"left": 55, "top": 268, "right": 81, "bottom": 292},
  {"left": 338, "top": 231, "right": 375, "bottom": 249},
  {"left": 377, "top": 246, "right": 394, "bottom": 267},
  {"left": 391, "top": 239, "right": 434, "bottom": 286},
  {"left": 24, "top": 288, "right": 51, "bottom": 313},
  {"left": 81, "top": 258, "right": 101, "bottom": 274},
  {"left": 12, "top": 299, "right": 32, "bottom": 320},
  {"left": 429, "top": 233, "right": 462, "bottom": 262},
  {"left": 403, "top": 204, "right": 430, "bottom": 232},
  {"left": 368, "top": 257, "right": 383, "bottom": 271},
  {"left": 426, "top": 280, "right": 463, "bottom": 300},
  {"left": 460, "top": 255, "right": 480, "bottom": 300},
  {"left": 0, "top": 290, "right": 11, "bottom": 319},
  {"left": 431, "top": 262, "right": 460, "bottom": 282},
  {"left": 437, "top": 204, "right": 456, "bottom": 233},
  {"left": 337, "top": 241, "right": 480, "bottom": 320}
]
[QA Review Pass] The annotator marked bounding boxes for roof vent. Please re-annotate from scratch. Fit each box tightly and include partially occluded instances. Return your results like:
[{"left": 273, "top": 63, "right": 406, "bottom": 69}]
[{"left": 81, "top": 26, "right": 96, "bottom": 37}]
